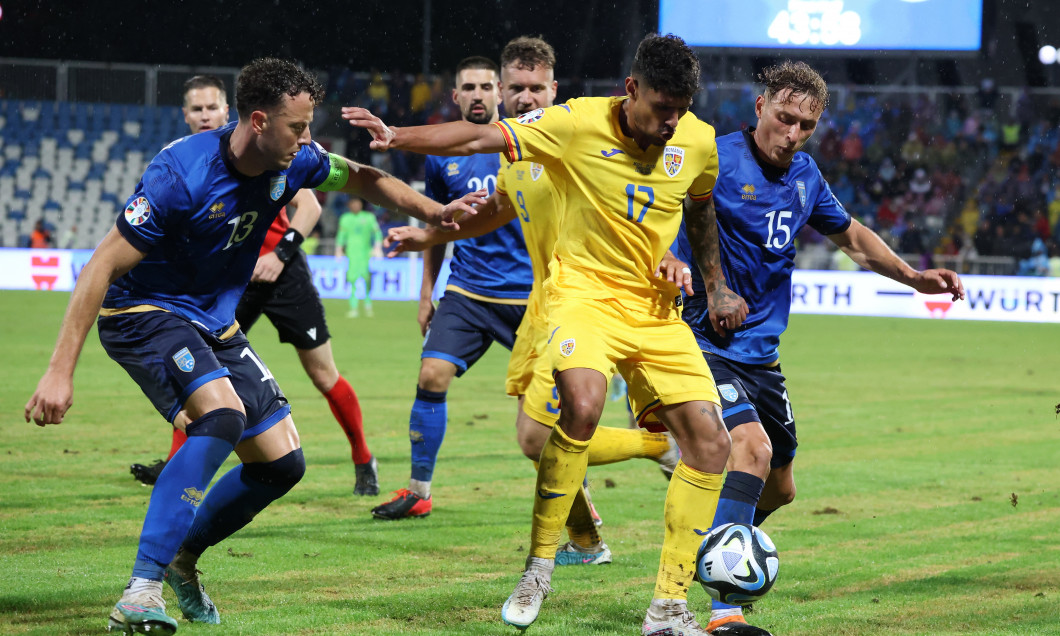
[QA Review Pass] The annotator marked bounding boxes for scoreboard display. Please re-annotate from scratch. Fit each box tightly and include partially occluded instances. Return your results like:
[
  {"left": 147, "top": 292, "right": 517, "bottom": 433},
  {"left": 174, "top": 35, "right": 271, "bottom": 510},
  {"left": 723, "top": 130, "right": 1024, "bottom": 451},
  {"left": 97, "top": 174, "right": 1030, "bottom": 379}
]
[{"left": 659, "top": 0, "right": 983, "bottom": 53}]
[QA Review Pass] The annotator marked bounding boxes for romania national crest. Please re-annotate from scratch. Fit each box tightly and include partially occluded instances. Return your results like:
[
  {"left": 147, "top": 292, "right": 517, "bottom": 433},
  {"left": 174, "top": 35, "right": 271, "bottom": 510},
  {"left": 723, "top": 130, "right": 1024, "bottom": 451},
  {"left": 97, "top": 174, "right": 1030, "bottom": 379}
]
[
  {"left": 172, "top": 347, "right": 195, "bottom": 373},
  {"left": 124, "top": 197, "right": 151, "bottom": 226},
  {"left": 517, "top": 108, "right": 545, "bottom": 124},
  {"left": 663, "top": 146, "right": 684, "bottom": 178},
  {"left": 559, "top": 338, "right": 576, "bottom": 357},
  {"left": 530, "top": 163, "right": 544, "bottom": 181},
  {"left": 269, "top": 175, "right": 286, "bottom": 201}
]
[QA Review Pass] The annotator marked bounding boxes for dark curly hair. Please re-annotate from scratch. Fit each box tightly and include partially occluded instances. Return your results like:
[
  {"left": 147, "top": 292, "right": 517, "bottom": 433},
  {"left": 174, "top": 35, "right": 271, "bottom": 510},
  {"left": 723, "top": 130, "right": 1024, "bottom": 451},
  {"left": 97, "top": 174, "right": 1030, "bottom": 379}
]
[
  {"left": 182, "top": 75, "right": 226, "bottom": 105},
  {"left": 630, "top": 33, "right": 699, "bottom": 100},
  {"left": 501, "top": 36, "right": 556, "bottom": 71},
  {"left": 759, "top": 60, "right": 830, "bottom": 113},
  {"left": 235, "top": 58, "right": 324, "bottom": 119}
]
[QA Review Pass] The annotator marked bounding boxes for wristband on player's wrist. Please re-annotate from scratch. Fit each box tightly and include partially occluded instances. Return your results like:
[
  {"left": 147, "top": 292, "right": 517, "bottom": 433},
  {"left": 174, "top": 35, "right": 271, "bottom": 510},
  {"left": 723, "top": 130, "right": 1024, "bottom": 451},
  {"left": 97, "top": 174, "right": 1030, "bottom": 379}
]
[{"left": 272, "top": 229, "right": 305, "bottom": 262}]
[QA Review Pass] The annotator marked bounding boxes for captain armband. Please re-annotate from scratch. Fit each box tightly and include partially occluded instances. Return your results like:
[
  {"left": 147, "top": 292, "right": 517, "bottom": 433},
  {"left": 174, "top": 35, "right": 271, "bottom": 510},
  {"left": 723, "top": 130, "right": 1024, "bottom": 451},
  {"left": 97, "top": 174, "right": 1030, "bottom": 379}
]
[
  {"left": 315, "top": 153, "right": 351, "bottom": 192},
  {"left": 272, "top": 228, "right": 305, "bottom": 263}
]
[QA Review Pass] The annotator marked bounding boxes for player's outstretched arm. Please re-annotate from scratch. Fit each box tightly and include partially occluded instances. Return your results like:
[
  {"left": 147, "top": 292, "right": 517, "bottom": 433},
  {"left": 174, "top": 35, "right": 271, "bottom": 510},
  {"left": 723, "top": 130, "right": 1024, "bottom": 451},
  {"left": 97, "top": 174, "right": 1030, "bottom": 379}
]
[
  {"left": 829, "top": 218, "right": 965, "bottom": 301},
  {"left": 384, "top": 193, "right": 511, "bottom": 256},
  {"left": 25, "top": 227, "right": 146, "bottom": 426},
  {"left": 684, "top": 195, "right": 748, "bottom": 335},
  {"left": 341, "top": 107, "right": 507, "bottom": 156},
  {"left": 326, "top": 155, "right": 486, "bottom": 229}
]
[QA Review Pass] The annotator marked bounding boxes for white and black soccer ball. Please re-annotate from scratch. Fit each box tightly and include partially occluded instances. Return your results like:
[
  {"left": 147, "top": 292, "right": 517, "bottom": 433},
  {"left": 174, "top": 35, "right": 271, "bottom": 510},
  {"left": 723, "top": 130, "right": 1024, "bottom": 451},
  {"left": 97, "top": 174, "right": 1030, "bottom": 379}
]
[{"left": 695, "top": 522, "right": 779, "bottom": 606}]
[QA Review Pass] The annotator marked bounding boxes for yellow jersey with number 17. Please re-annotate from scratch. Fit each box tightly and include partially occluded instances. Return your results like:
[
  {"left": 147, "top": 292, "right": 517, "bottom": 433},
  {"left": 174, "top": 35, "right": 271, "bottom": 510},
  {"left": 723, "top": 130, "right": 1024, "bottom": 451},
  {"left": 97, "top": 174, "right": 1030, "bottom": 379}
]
[{"left": 493, "top": 96, "right": 717, "bottom": 310}]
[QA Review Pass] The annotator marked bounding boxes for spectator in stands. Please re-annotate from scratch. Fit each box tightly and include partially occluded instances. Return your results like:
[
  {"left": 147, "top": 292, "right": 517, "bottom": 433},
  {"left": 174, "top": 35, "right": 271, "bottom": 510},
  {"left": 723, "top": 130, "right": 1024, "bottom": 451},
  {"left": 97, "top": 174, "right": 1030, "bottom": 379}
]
[
  {"left": 410, "top": 73, "right": 433, "bottom": 116},
  {"left": 30, "top": 219, "right": 53, "bottom": 248},
  {"left": 59, "top": 224, "right": 81, "bottom": 250}
]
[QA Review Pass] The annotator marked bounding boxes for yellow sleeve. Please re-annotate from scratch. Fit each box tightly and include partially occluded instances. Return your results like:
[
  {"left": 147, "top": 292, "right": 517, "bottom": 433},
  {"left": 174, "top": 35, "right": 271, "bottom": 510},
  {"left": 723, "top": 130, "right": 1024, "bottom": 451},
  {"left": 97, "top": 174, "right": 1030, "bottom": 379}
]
[
  {"left": 496, "top": 157, "right": 509, "bottom": 196},
  {"left": 493, "top": 101, "right": 576, "bottom": 165},
  {"left": 689, "top": 142, "right": 719, "bottom": 201}
]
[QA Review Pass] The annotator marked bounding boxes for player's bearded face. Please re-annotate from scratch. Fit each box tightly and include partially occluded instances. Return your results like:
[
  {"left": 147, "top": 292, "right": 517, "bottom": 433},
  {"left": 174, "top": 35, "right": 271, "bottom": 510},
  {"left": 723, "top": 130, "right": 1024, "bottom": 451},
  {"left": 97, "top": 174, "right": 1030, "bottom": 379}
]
[
  {"left": 753, "top": 89, "right": 822, "bottom": 168},
  {"left": 454, "top": 68, "right": 500, "bottom": 124},
  {"left": 183, "top": 87, "right": 229, "bottom": 134},
  {"left": 501, "top": 64, "right": 557, "bottom": 116},
  {"left": 260, "top": 92, "right": 315, "bottom": 170}
]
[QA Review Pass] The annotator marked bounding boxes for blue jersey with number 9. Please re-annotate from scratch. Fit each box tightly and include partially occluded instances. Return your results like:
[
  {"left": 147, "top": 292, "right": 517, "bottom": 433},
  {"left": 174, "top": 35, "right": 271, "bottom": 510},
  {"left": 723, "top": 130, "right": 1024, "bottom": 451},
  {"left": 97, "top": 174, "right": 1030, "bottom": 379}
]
[
  {"left": 104, "top": 123, "right": 331, "bottom": 335},
  {"left": 674, "top": 129, "right": 851, "bottom": 365}
]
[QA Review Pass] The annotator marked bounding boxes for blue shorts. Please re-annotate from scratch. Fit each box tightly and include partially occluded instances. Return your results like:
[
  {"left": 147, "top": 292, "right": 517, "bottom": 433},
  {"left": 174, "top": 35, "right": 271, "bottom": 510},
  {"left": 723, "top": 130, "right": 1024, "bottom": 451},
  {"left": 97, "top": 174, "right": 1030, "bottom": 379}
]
[
  {"left": 422, "top": 290, "right": 526, "bottom": 377},
  {"left": 98, "top": 310, "right": 290, "bottom": 439},
  {"left": 704, "top": 352, "right": 797, "bottom": 468}
]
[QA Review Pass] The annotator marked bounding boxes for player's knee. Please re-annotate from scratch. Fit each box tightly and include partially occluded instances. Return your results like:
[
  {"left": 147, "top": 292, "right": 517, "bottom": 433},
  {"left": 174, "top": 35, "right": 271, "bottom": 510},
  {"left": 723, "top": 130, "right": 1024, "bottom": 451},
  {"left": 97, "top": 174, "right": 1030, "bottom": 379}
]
[
  {"left": 242, "top": 448, "right": 306, "bottom": 492},
  {"left": 558, "top": 395, "right": 602, "bottom": 431},
  {"left": 733, "top": 435, "right": 773, "bottom": 473},
  {"left": 417, "top": 362, "right": 455, "bottom": 393},
  {"left": 185, "top": 408, "right": 246, "bottom": 447}
]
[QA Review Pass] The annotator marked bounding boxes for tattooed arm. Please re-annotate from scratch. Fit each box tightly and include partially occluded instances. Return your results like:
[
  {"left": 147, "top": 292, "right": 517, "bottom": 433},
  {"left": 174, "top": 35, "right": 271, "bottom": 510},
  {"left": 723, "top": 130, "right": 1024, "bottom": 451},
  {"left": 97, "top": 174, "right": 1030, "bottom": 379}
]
[{"left": 683, "top": 195, "right": 748, "bottom": 336}]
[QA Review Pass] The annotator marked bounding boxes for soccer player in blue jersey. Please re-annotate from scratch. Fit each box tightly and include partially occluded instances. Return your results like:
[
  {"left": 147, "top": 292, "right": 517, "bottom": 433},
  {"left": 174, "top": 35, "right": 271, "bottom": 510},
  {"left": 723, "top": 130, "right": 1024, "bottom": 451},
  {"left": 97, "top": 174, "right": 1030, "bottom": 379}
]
[
  {"left": 370, "top": 56, "right": 535, "bottom": 521},
  {"left": 671, "top": 61, "right": 965, "bottom": 636},
  {"left": 24, "top": 58, "right": 482, "bottom": 635},
  {"left": 131, "top": 75, "right": 380, "bottom": 498}
]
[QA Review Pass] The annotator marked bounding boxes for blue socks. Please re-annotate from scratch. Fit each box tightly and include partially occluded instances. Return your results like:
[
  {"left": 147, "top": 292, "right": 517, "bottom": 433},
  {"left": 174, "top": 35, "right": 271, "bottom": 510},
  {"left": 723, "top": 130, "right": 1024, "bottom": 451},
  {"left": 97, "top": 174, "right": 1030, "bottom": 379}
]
[
  {"left": 132, "top": 409, "right": 244, "bottom": 580},
  {"left": 710, "top": 471, "right": 765, "bottom": 613},
  {"left": 409, "top": 386, "right": 447, "bottom": 483},
  {"left": 181, "top": 448, "right": 306, "bottom": 556}
]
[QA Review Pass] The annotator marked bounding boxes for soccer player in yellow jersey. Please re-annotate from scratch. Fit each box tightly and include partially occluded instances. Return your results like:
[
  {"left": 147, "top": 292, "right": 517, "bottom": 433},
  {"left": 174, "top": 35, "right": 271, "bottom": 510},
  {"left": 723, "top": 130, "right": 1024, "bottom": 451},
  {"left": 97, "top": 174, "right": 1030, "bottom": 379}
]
[
  {"left": 344, "top": 34, "right": 747, "bottom": 636},
  {"left": 384, "top": 36, "right": 683, "bottom": 569}
]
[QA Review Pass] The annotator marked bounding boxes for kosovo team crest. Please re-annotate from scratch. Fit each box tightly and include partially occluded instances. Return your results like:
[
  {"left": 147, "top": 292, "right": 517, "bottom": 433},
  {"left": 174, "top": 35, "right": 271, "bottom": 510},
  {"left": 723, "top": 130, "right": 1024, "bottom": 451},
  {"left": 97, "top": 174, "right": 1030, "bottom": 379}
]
[
  {"left": 517, "top": 108, "right": 545, "bottom": 125},
  {"left": 172, "top": 347, "right": 195, "bottom": 373},
  {"left": 663, "top": 146, "right": 684, "bottom": 178},
  {"left": 559, "top": 338, "right": 576, "bottom": 357},
  {"left": 530, "top": 163, "right": 544, "bottom": 181},
  {"left": 718, "top": 383, "right": 738, "bottom": 403},
  {"left": 796, "top": 180, "right": 807, "bottom": 208},
  {"left": 269, "top": 176, "right": 287, "bottom": 201}
]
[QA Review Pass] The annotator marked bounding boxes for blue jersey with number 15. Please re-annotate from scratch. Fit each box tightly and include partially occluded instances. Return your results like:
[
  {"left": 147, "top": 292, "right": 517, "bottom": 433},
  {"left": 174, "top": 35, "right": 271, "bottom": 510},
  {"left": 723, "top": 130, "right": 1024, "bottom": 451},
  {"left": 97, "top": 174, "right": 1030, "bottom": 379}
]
[
  {"left": 424, "top": 153, "right": 532, "bottom": 301},
  {"left": 674, "top": 129, "right": 851, "bottom": 365},
  {"left": 104, "top": 122, "right": 332, "bottom": 335}
]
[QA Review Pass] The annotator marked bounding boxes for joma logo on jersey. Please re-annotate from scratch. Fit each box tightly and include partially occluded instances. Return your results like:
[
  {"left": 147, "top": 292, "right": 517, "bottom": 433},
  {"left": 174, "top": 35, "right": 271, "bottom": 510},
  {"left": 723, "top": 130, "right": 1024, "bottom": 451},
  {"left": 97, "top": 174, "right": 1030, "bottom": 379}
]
[
  {"left": 663, "top": 146, "right": 684, "bottom": 178},
  {"left": 447, "top": 162, "right": 460, "bottom": 177},
  {"left": 181, "top": 487, "right": 205, "bottom": 506},
  {"left": 741, "top": 184, "right": 757, "bottom": 200}
]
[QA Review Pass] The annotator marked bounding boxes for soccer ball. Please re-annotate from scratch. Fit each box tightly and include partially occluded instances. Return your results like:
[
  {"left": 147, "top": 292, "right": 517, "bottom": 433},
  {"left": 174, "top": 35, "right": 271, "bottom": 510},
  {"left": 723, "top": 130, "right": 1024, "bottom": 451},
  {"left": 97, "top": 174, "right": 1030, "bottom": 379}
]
[{"left": 695, "top": 523, "right": 779, "bottom": 606}]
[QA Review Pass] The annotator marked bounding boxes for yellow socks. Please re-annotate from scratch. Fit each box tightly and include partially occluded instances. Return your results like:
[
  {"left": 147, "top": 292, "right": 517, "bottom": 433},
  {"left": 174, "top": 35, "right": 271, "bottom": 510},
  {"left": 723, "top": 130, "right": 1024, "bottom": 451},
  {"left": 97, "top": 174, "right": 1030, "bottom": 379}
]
[
  {"left": 587, "top": 427, "right": 670, "bottom": 465},
  {"left": 653, "top": 460, "right": 723, "bottom": 600},
  {"left": 530, "top": 426, "right": 589, "bottom": 559}
]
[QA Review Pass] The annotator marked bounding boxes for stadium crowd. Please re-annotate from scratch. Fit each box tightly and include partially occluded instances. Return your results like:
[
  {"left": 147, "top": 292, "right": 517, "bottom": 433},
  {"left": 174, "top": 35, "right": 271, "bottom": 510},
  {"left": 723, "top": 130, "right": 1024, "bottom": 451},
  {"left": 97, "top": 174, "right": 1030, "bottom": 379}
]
[{"left": 325, "top": 67, "right": 1060, "bottom": 277}]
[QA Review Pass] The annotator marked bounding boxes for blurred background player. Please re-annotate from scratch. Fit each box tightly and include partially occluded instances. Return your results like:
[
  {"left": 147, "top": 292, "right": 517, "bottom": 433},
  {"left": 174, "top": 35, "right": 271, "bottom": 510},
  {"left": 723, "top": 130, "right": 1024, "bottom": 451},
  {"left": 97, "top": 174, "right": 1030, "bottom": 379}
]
[
  {"left": 368, "top": 56, "right": 534, "bottom": 521},
  {"left": 672, "top": 60, "right": 965, "bottom": 636},
  {"left": 335, "top": 196, "right": 382, "bottom": 318},
  {"left": 130, "top": 74, "right": 380, "bottom": 497},
  {"left": 25, "top": 57, "right": 484, "bottom": 635},
  {"left": 345, "top": 33, "right": 745, "bottom": 636},
  {"left": 382, "top": 35, "right": 682, "bottom": 563}
]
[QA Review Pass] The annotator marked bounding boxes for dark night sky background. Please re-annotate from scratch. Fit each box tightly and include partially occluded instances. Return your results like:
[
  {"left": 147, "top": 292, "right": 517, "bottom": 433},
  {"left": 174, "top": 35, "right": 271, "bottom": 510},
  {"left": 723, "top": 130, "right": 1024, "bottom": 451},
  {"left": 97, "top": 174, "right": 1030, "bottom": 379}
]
[{"left": 0, "top": 1, "right": 1058, "bottom": 86}]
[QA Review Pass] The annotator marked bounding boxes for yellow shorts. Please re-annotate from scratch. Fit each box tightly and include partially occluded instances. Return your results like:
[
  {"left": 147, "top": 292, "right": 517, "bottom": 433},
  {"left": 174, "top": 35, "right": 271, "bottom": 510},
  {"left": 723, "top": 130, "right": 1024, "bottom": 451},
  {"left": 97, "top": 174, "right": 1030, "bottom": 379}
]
[
  {"left": 546, "top": 294, "right": 719, "bottom": 432},
  {"left": 505, "top": 311, "right": 561, "bottom": 426}
]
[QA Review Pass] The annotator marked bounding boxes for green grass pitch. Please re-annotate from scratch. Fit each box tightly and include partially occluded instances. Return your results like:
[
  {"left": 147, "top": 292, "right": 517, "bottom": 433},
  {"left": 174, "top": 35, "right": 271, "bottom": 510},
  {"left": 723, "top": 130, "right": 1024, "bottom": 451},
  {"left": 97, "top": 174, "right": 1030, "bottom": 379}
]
[{"left": 1, "top": 290, "right": 1058, "bottom": 635}]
